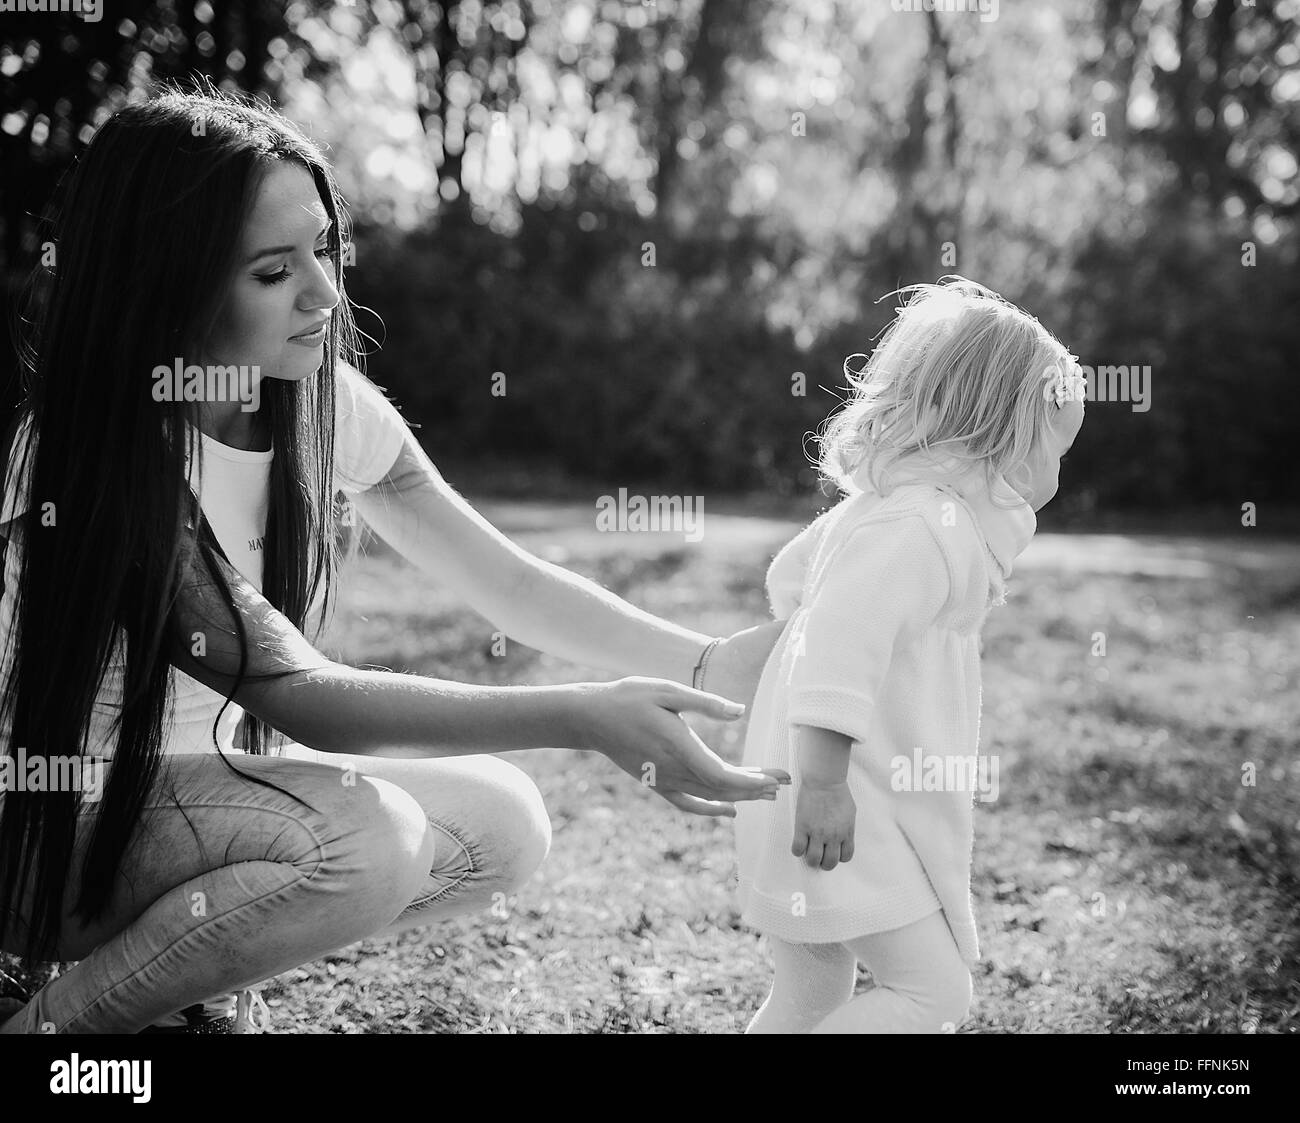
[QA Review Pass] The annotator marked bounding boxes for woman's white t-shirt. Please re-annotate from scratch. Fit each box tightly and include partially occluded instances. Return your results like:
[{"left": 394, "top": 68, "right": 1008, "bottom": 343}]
[{"left": 0, "top": 362, "right": 408, "bottom": 759}]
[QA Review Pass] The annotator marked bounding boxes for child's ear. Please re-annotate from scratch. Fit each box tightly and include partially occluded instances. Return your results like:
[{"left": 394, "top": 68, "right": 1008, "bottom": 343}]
[
  {"left": 1003, "top": 458, "right": 1034, "bottom": 505},
  {"left": 1048, "top": 398, "right": 1086, "bottom": 444}
]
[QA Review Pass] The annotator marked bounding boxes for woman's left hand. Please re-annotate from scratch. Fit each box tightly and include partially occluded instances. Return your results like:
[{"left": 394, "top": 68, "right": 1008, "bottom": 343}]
[{"left": 702, "top": 619, "right": 788, "bottom": 708}]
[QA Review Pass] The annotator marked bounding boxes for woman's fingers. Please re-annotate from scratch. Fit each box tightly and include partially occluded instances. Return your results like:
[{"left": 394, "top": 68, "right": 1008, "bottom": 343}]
[
  {"left": 600, "top": 678, "right": 790, "bottom": 805},
  {"left": 668, "top": 775, "right": 779, "bottom": 802},
  {"left": 657, "top": 721, "right": 787, "bottom": 800},
  {"left": 676, "top": 768, "right": 782, "bottom": 802},
  {"left": 655, "top": 681, "right": 747, "bottom": 721},
  {"left": 661, "top": 789, "right": 737, "bottom": 818}
]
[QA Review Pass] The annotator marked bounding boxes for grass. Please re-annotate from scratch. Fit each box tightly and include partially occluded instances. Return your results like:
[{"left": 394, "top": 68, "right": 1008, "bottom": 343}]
[
  {"left": 6, "top": 499, "right": 1299, "bottom": 1033},
  {"left": 264, "top": 501, "right": 1300, "bottom": 1034}
]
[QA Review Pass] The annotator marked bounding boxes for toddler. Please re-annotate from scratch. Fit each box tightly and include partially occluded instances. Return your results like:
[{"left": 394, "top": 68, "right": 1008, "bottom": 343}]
[{"left": 734, "top": 277, "right": 1086, "bottom": 1033}]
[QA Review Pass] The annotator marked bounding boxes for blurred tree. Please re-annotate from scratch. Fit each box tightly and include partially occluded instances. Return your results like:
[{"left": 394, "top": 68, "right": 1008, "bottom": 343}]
[
  {"left": 0, "top": 0, "right": 288, "bottom": 279},
  {"left": 0, "top": 0, "right": 1295, "bottom": 510}
]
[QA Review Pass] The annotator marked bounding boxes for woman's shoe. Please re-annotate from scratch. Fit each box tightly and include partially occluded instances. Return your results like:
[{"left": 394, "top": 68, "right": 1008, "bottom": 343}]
[
  {"left": 139, "top": 991, "right": 237, "bottom": 1034},
  {"left": 5, "top": 969, "right": 254, "bottom": 1034},
  {"left": 138, "top": 1001, "right": 235, "bottom": 1034},
  {"left": 233, "top": 988, "right": 271, "bottom": 1034},
  {"left": 136, "top": 987, "right": 270, "bottom": 1034}
]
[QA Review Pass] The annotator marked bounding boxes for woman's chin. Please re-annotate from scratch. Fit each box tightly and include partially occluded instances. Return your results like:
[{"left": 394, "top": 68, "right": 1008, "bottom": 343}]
[{"left": 267, "top": 363, "right": 321, "bottom": 383}]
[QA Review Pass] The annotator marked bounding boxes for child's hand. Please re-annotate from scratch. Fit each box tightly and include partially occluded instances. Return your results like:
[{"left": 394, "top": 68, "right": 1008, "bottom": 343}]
[{"left": 792, "top": 779, "right": 856, "bottom": 870}]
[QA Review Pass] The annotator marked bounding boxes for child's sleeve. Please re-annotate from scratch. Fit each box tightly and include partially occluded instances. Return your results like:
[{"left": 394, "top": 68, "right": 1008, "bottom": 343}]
[{"left": 785, "top": 515, "right": 951, "bottom": 745}]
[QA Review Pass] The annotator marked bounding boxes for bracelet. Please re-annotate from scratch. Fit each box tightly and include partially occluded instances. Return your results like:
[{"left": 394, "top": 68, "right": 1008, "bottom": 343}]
[{"left": 691, "top": 637, "right": 723, "bottom": 692}]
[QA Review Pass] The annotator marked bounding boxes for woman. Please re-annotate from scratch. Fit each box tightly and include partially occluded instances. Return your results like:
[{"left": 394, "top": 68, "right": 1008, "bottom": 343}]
[{"left": 0, "top": 88, "right": 787, "bottom": 1034}]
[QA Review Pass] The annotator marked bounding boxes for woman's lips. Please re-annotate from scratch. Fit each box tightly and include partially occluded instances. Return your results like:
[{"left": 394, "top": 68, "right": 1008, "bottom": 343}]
[{"left": 288, "top": 322, "right": 328, "bottom": 346}]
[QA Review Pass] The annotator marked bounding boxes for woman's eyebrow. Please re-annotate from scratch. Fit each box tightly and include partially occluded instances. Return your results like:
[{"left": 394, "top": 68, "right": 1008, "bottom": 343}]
[{"left": 244, "top": 221, "right": 333, "bottom": 264}]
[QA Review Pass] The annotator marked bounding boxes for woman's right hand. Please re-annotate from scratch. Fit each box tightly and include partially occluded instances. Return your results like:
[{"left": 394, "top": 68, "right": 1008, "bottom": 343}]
[{"left": 569, "top": 678, "right": 791, "bottom": 818}]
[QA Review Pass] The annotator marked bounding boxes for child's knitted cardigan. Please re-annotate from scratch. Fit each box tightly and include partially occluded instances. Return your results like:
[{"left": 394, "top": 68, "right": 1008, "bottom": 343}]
[{"left": 734, "top": 465, "right": 1036, "bottom": 964}]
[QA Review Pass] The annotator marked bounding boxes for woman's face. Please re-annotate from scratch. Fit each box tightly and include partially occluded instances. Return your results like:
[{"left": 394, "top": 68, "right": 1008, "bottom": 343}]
[
  {"left": 1008, "top": 399, "right": 1085, "bottom": 511},
  {"left": 200, "top": 161, "right": 340, "bottom": 383}
]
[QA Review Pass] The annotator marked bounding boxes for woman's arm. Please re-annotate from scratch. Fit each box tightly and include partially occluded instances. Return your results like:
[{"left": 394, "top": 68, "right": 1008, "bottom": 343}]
[
  {"left": 348, "top": 434, "right": 777, "bottom": 696},
  {"left": 168, "top": 527, "right": 789, "bottom": 816}
]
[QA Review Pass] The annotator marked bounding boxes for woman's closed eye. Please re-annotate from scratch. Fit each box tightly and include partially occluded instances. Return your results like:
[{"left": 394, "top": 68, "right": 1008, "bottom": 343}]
[{"left": 254, "top": 245, "right": 335, "bottom": 286}]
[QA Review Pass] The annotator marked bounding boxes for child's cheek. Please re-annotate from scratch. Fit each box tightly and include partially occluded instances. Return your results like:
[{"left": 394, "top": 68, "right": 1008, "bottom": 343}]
[{"left": 1040, "top": 463, "right": 1061, "bottom": 507}]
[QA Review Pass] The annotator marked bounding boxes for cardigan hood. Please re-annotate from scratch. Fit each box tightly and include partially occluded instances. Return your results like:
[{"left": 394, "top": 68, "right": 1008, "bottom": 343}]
[{"left": 847, "top": 455, "right": 1037, "bottom": 586}]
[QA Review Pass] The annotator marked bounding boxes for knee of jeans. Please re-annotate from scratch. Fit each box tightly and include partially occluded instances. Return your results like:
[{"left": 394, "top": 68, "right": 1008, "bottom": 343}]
[
  {"left": 474, "top": 758, "right": 552, "bottom": 892},
  {"left": 331, "top": 777, "right": 437, "bottom": 923}
]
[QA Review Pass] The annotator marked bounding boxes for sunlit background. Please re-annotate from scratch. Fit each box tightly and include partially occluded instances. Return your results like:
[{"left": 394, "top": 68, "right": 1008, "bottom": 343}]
[{"left": 2, "top": 0, "right": 1297, "bottom": 519}]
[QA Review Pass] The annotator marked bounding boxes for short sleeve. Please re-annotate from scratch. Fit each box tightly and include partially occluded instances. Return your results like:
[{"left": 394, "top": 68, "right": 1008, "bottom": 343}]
[
  {"left": 333, "top": 361, "right": 410, "bottom": 496},
  {"left": 785, "top": 515, "right": 951, "bottom": 744}
]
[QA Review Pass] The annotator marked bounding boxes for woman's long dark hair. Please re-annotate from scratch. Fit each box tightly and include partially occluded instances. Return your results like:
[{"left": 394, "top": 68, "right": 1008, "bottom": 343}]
[{"left": 0, "top": 85, "right": 364, "bottom": 964}]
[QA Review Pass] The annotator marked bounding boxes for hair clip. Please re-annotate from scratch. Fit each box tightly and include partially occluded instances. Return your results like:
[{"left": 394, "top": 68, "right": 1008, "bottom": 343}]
[{"left": 1040, "top": 353, "right": 1086, "bottom": 408}]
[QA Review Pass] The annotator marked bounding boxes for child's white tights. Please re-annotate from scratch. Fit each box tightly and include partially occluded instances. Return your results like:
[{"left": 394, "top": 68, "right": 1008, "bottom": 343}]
[{"left": 745, "top": 910, "right": 971, "bottom": 1033}]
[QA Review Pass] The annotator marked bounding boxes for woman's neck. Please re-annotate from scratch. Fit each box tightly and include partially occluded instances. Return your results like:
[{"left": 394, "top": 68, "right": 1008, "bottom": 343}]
[{"left": 193, "top": 403, "right": 270, "bottom": 453}]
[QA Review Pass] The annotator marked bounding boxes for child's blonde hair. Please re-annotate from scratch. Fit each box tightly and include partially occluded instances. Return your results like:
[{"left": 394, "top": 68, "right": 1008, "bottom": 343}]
[{"left": 817, "top": 276, "right": 1076, "bottom": 497}]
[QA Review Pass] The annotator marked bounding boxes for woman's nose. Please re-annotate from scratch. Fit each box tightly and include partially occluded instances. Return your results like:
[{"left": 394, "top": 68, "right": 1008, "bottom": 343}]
[{"left": 302, "top": 257, "right": 341, "bottom": 314}]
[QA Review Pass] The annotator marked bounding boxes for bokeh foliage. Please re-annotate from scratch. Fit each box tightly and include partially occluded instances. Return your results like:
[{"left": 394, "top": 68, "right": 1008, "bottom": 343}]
[{"left": 2, "top": 0, "right": 1296, "bottom": 514}]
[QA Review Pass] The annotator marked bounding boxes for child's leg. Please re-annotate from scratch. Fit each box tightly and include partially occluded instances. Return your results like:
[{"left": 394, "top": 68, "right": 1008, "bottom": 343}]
[
  {"left": 812, "top": 910, "right": 971, "bottom": 1034},
  {"left": 745, "top": 937, "right": 855, "bottom": 1034}
]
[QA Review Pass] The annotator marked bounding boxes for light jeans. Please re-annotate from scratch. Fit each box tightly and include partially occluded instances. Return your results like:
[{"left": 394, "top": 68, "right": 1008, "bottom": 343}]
[{"left": 0, "top": 743, "right": 552, "bottom": 1033}]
